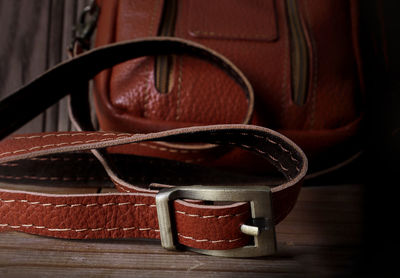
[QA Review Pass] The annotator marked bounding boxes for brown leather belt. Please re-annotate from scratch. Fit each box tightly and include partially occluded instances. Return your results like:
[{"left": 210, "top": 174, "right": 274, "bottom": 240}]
[{"left": 0, "top": 38, "right": 307, "bottom": 257}]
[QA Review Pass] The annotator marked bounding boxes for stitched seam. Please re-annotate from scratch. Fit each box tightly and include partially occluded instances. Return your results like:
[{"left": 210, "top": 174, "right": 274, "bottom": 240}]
[
  {"left": 232, "top": 132, "right": 299, "bottom": 162},
  {"left": 0, "top": 175, "right": 104, "bottom": 181},
  {"left": 143, "top": 0, "right": 160, "bottom": 118},
  {"left": 175, "top": 56, "right": 183, "bottom": 121},
  {"left": 2, "top": 133, "right": 298, "bottom": 173},
  {"left": 190, "top": 31, "right": 273, "bottom": 40},
  {"left": 0, "top": 198, "right": 156, "bottom": 208},
  {"left": 183, "top": 158, "right": 204, "bottom": 163},
  {"left": 218, "top": 142, "right": 293, "bottom": 173},
  {"left": 4, "top": 132, "right": 300, "bottom": 174},
  {"left": 0, "top": 157, "right": 95, "bottom": 169},
  {"left": 0, "top": 224, "right": 242, "bottom": 244},
  {"left": 3, "top": 139, "right": 201, "bottom": 158},
  {"left": 0, "top": 223, "right": 159, "bottom": 233},
  {"left": 138, "top": 142, "right": 198, "bottom": 154},
  {"left": 115, "top": 184, "right": 132, "bottom": 193},
  {"left": 280, "top": 14, "right": 290, "bottom": 122},
  {"left": 176, "top": 210, "right": 247, "bottom": 219},
  {"left": 178, "top": 233, "right": 244, "bottom": 244},
  {"left": 12, "top": 132, "right": 131, "bottom": 140},
  {"left": 30, "top": 157, "right": 95, "bottom": 162},
  {"left": 143, "top": 64, "right": 151, "bottom": 119},
  {"left": 303, "top": 4, "right": 318, "bottom": 128},
  {"left": 212, "top": 132, "right": 301, "bottom": 176},
  {"left": 0, "top": 137, "right": 131, "bottom": 157},
  {"left": 0, "top": 163, "right": 18, "bottom": 167},
  {"left": 148, "top": 0, "right": 159, "bottom": 36}
]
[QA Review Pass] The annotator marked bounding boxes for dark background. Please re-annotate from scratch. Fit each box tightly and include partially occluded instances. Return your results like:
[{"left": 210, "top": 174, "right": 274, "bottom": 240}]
[{"left": 359, "top": 0, "right": 400, "bottom": 276}]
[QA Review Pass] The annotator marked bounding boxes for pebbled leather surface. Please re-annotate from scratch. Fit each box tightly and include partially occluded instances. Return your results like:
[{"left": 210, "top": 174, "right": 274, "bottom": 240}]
[
  {"left": 187, "top": 0, "right": 278, "bottom": 41},
  {"left": 0, "top": 189, "right": 251, "bottom": 250},
  {"left": 93, "top": 0, "right": 364, "bottom": 172},
  {"left": 0, "top": 124, "right": 307, "bottom": 250},
  {"left": 95, "top": 0, "right": 249, "bottom": 128}
]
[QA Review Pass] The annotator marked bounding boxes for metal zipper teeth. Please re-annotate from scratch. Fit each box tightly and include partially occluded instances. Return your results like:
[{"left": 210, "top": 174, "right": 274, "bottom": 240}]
[
  {"left": 155, "top": 0, "right": 178, "bottom": 94},
  {"left": 286, "top": 0, "right": 309, "bottom": 106}
]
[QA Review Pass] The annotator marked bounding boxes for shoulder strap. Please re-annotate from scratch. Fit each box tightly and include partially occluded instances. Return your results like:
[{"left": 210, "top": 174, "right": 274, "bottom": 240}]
[
  {"left": 0, "top": 37, "right": 254, "bottom": 139},
  {"left": 0, "top": 37, "right": 307, "bottom": 257}
]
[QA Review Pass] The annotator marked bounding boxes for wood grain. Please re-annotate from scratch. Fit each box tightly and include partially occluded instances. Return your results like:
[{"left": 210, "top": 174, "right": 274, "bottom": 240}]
[{"left": 0, "top": 0, "right": 89, "bottom": 134}]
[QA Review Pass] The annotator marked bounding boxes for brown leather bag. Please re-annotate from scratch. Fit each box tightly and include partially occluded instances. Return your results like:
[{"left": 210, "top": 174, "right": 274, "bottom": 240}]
[
  {"left": 91, "top": 0, "right": 364, "bottom": 176},
  {"left": 0, "top": 37, "right": 308, "bottom": 257}
]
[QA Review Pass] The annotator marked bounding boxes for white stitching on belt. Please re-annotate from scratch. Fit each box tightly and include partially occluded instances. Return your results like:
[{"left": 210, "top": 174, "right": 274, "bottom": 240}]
[
  {"left": 0, "top": 198, "right": 246, "bottom": 221},
  {"left": 0, "top": 198, "right": 156, "bottom": 208},
  {"left": 176, "top": 210, "right": 247, "bottom": 219},
  {"left": 178, "top": 233, "right": 243, "bottom": 244},
  {"left": 12, "top": 132, "right": 131, "bottom": 140},
  {"left": 0, "top": 175, "right": 99, "bottom": 181},
  {"left": 0, "top": 223, "right": 160, "bottom": 233},
  {"left": 0, "top": 137, "right": 131, "bottom": 157},
  {"left": 0, "top": 224, "right": 243, "bottom": 244},
  {"left": 138, "top": 142, "right": 198, "bottom": 154},
  {"left": 3, "top": 131, "right": 300, "bottom": 175}
]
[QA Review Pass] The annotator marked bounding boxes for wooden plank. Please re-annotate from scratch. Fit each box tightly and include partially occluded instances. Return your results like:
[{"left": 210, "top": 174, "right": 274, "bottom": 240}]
[
  {"left": 56, "top": 0, "right": 78, "bottom": 132},
  {"left": 43, "top": 0, "right": 66, "bottom": 132},
  {"left": 0, "top": 267, "right": 306, "bottom": 278},
  {"left": 0, "top": 246, "right": 303, "bottom": 273},
  {"left": 55, "top": 0, "right": 92, "bottom": 132},
  {"left": 0, "top": 0, "right": 96, "bottom": 194},
  {"left": 0, "top": 0, "right": 91, "bottom": 134},
  {"left": 0, "top": 0, "right": 52, "bottom": 134}
]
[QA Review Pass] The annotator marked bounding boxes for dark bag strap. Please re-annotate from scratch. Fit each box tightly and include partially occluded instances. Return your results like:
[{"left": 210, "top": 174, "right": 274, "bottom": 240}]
[
  {"left": 0, "top": 37, "right": 255, "bottom": 139},
  {"left": 0, "top": 37, "right": 307, "bottom": 257}
]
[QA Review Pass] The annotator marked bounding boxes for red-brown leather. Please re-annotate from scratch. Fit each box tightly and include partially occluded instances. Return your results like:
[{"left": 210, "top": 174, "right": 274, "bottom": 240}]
[
  {"left": 0, "top": 36, "right": 307, "bottom": 253},
  {"left": 0, "top": 189, "right": 254, "bottom": 250},
  {"left": 94, "top": 0, "right": 249, "bottom": 130},
  {"left": 93, "top": 0, "right": 364, "bottom": 172},
  {"left": 0, "top": 124, "right": 306, "bottom": 251},
  {"left": 0, "top": 189, "right": 251, "bottom": 250}
]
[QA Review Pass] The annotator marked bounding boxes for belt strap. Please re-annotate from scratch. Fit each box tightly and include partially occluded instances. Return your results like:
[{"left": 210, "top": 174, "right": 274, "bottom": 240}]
[{"left": 0, "top": 38, "right": 307, "bottom": 257}]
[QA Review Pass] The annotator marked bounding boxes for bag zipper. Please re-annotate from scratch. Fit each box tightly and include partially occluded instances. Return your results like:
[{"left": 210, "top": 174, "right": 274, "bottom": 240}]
[
  {"left": 155, "top": 0, "right": 310, "bottom": 103},
  {"left": 286, "top": 0, "right": 309, "bottom": 106},
  {"left": 155, "top": 0, "right": 178, "bottom": 94}
]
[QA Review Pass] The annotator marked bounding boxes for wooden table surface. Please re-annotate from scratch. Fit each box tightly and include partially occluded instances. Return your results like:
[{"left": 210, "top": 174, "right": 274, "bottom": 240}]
[{"left": 0, "top": 0, "right": 390, "bottom": 277}]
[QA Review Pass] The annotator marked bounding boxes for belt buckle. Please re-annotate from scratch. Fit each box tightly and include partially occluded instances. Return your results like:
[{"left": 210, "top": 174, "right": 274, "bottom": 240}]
[{"left": 156, "top": 185, "right": 276, "bottom": 257}]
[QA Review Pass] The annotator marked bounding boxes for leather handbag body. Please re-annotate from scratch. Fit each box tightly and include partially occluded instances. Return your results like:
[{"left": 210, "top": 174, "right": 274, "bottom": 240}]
[{"left": 92, "top": 0, "right": 364, "bottom": 175}]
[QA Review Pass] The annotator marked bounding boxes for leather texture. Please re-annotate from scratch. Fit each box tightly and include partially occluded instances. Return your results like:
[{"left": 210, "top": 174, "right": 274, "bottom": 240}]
[
  {"left": 93, "top": 0, "right": 364, "bottom": 173},
  {"left": 0, "top": 152, "right": 287, "bottom": 188},
  {"left": 0, "top": 153, "right": 113, "bottom": 187},
  {"left": 0, "top": 125, "right": 307, "bottom": 250},
  {"left": 0, "top": 38, "right": 307, "bottom": 253}
]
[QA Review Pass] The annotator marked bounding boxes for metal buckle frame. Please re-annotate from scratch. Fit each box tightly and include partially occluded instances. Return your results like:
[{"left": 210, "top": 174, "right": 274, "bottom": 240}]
[{"left": 156, "top": 185, "right": 276, "bottom": 257}]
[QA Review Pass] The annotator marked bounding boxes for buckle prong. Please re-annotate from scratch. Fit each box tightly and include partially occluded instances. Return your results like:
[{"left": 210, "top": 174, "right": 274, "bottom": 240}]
[
  {"left": 155, "top": 185, "right": 276, "bottom": 257},
  {"left": 240, "top": 224, "right": 260, "bottom": 237}
]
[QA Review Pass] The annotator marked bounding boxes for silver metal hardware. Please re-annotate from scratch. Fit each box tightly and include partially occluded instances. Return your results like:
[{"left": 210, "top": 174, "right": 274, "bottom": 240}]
[
  {"left": 155, "top": 185, "right": 276, "bottom": 257},
  {"left": 70, "top": 0, "right": 100, "bottom": 52}
]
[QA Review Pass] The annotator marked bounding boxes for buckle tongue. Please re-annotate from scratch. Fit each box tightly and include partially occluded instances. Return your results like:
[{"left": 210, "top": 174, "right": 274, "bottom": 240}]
[{"left": 155, "top": 185, "right": 276, "bottom": 257}]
